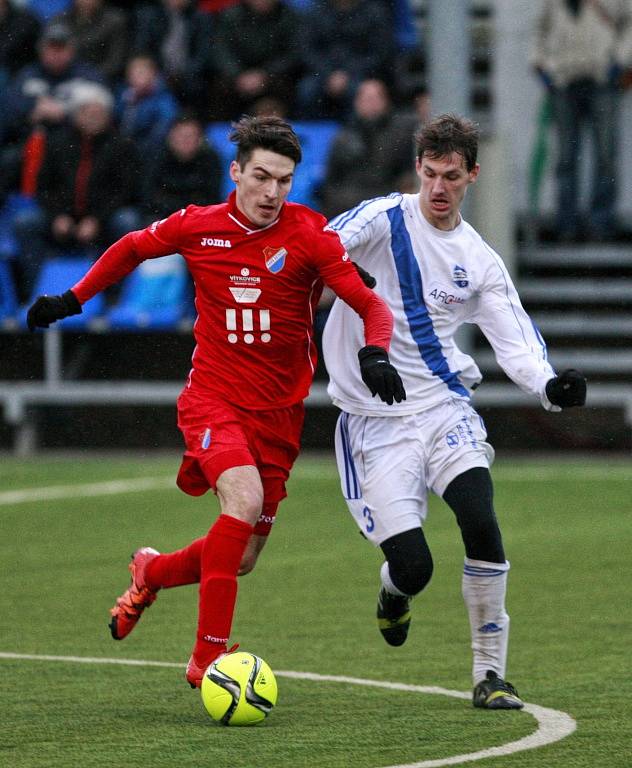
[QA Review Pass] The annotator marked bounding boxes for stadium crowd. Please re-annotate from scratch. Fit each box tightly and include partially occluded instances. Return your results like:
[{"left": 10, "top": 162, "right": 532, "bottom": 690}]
[{"left": 0, "top": 0, "right": 426, "bottom": 306}]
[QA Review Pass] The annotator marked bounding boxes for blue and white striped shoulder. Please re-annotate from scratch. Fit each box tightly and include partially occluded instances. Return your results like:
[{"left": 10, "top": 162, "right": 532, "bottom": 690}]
[{"left": 328, "top": 193, "right": 403, "bottom": 233}]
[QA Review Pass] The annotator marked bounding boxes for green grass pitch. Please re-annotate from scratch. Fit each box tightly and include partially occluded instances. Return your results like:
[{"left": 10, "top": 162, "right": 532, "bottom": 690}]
[{"left": 1, "top": 453, "right": 630, "bottom": 767}]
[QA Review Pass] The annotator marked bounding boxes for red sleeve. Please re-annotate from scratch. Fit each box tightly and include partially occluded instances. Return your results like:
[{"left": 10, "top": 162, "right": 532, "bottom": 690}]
[
  {"left": 71, "top": 210, "right": 186, "bottom": 303},
  {"left": 72, "top": 233, "right": 144, "bottom": 303},
  {"left": 313, "top": 227, "right": 393, "bottom": 350},
  {"left": 327, "top": 267, "right": 393, "bottom": 350}
]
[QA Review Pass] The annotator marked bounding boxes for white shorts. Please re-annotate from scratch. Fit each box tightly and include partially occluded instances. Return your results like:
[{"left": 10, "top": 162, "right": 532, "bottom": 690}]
[{"left": 334, "top": 398, "right": 495, "bottom": 545}]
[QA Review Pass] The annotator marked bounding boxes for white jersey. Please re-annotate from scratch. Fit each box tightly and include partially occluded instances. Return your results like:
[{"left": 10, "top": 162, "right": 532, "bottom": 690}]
[{"left": 322, "top": 193, "right": 558, "bottom": 416}]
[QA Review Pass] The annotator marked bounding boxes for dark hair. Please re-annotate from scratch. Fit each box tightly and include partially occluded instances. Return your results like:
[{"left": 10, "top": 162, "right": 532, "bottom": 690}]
[
  {"left": 229, "top": 115, "right": 302, "bottom": 168},
  {"left": 414, "top": 113, "right": 479, "bottom": 172}
]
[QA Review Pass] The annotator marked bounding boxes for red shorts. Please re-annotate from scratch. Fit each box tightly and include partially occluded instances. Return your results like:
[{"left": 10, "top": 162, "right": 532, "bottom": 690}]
[{"left": 175, "top": 387, "right": 305, "bottom": 533}]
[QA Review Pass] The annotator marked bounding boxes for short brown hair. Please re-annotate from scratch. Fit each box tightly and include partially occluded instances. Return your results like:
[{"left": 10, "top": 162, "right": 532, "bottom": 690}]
[
  {"left": 230, "top": 115, "right": 302, "bottom": 168},
  {"left": 415, "top": 113, "right": 479, "bottom": 172}
]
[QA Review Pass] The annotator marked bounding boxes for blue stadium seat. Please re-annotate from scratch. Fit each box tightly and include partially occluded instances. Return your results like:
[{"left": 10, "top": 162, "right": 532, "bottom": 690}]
[
  {"left": 0, "top": 261, "right": 18, "bottom": 325},
  {"left": 0, "top": 193, "right": 38, "bottom": 261},
  {"left": 206, "top": 120, "right": 340, "bottom": 210},
  {"left": 291, "top": 121, "right": 340, "bottom": 209},
  {"left": 27, "top": 0, "right": 72, "bottom": 22},
  {"left": 106, "top": 253, "right": 191, "bottom": 330},
  {"left": 19, "top": 256, "right": 104, "bottom": 331}
]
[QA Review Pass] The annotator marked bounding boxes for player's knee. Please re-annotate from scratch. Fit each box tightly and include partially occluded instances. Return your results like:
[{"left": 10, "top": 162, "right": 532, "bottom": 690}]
[
  {"left": 389, "top": 554, "right": 433, "bottom": 595},
  {"left": 222, "top": 488, "right": 264, "bottom": 526},
  {"left": 380, "top": 527, "right": 433, "bottom": 596},
  {"left": 216, "top": 467, "right": 264, "bottom": 526}
]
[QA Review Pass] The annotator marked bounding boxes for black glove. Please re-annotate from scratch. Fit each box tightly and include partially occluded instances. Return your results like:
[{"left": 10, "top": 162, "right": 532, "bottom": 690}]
[
  {"left": 358, "top": 345, "right": 406, "bottom": 405},
  {"left": 27, "top": 290, "right": 82, "bottom": 331},
  {"left": 352, "top": 261, "right": 376, "bottom": 289},
  {"left": 545, "top": 369, "right": 587, "bottom": 408}
]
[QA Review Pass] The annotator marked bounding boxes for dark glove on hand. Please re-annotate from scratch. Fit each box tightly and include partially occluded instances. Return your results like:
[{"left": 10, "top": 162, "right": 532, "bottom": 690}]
[
  {"left": 27, "top": 290, "right": 82, "bottom": 331},
  {"left": 358, "top": 345, "right": 406, "bottom": 405},
  {"left": 352, "top": 261, "right": 376, "bottom": 289},
  {"left": 545, "top": 369, "right": 587, "bottom": 408}
]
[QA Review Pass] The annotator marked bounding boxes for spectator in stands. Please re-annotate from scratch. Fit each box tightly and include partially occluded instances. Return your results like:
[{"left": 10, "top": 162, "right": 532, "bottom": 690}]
[
  {"left": 320, "top": 79, "right": 414, "bottom": 218},
  {"left": 132, "top": 0, "right": 214, "bottom": 117},
  {"left": 1, "top": 21, "right": 105, "bottom": 213},
  {"left": 52, "top": 0, "right": 129, "bottom": 84},
  {"left": 531, "top": 0, "right": 632, "bottom": 242},
  {"left": 296, "top": 0, "right": 395, "bottom": 119},
  {"left": 212, "top": 0, "right": 303, "bottom": 119},
  {"left": 5, "top": 21, "right": 104, "bottom": 146},
  {"left": 116, "top": 54, "right": 179, "bottom": 156},
  {"left": 13, "top": 83, "right": 141, "bottom": 299},
  {"left": 143, "top": 115, "right": 223, "bottom": 219}
]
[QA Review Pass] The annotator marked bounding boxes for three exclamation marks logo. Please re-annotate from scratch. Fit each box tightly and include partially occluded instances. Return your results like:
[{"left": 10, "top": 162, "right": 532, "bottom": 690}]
[{"left": 226, "top": 309, "right": 271, "bottom": 344}]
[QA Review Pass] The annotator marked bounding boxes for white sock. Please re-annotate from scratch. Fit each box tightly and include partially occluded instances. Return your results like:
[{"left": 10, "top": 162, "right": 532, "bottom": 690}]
[
  {"left": 380, "top": 561, "right": 408, "bottom": 596},
  {"left": 462, "top": 557, "right": 510, "bottom": 686}
]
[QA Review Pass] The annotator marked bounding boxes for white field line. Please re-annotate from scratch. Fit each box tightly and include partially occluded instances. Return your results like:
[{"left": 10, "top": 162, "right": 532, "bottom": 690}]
[
  {"left": 0, "top": 476, "right": 175, "bottom": 505},
  {"left": 0, "top": 461, "right": 629, "bottom": 507},
  {"left": 0, "top": 652, "right": 576, "bottom": 768}
]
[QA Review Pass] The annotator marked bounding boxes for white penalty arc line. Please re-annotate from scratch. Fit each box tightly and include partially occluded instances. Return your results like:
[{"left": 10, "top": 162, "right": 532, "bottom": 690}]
[{"left": 0, "top": 652, "right": 576, "bottom": 768}]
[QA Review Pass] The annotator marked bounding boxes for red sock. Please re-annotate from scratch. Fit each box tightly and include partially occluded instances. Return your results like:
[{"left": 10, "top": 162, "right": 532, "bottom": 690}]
[
  {"left": 144, "top": 537, "right": 205, "bottom": 590},
  {"left": 193, "top": 514, "right": 254, "bottom": 662}
]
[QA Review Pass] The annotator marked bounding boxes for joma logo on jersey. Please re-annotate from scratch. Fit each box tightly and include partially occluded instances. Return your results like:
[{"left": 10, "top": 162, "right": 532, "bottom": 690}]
[
  {"left": 263, "top": 246, "right": 287, "bottom": 273},
  {"left": 429, "top": 288, "right": 466, "bottom": 305},
  {"left": 201, "top": 237, "right": 232, "bottom": 247}
]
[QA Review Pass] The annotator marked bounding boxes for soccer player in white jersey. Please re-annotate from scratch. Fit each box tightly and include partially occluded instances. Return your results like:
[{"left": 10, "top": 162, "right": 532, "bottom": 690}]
[{"left": 322, "top": 113, "right": 587, "bottom": 709}]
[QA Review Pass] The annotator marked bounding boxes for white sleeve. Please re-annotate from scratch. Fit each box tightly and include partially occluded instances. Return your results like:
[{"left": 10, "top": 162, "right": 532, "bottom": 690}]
[
  {"left": 473, "top": 249, "right": 560, "bottom": 412},
  {"left": 329, "top": 195, "right": 400, "bottom": 254}
]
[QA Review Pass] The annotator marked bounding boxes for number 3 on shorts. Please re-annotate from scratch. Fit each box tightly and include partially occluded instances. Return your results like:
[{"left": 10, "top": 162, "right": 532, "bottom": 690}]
[{"left": 362, "top": 506, "right": 375, "bottom": 533}]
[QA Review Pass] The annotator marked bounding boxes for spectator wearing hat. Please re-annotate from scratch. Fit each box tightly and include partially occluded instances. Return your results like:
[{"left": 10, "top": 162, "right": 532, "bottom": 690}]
[
  {"left": 13, "top": 82, "right": 141, "bottom": 298},
  {"left": 1, "top": 20, "right": 105, "bottom": 226},
  {"left": 53, "top": 0, "right": 129, "bottom": 84},
  {"left": 5, "top": 21, "right": 104, "bottom": 146}
]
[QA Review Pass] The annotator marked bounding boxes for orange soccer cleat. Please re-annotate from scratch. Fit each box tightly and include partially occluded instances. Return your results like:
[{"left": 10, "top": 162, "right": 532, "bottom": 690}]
[
  {"left": 109, "top": 547, "right": 160, "bottom": 640},
  {"left": 186, "top": 643, "right": 240, "bottom": 689}
]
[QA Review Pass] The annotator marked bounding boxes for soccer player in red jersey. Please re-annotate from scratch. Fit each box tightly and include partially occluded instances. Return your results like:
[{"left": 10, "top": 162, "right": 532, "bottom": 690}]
[{"left": 27, "top": 116, "right": 406, "bottom": 688}]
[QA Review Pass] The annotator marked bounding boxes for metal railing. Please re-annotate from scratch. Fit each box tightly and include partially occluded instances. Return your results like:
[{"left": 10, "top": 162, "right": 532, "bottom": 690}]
[{"left": 3, "top": 328, "right": 632, "bottom": 455}]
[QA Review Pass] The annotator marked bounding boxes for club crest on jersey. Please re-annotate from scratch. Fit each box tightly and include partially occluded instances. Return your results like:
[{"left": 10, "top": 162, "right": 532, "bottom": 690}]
[
  {"left": 453, "top": 264, "right": 469, "bottom": 288},
  {"left": 263, "top": 246, "right": 287, "bottom": 274}
]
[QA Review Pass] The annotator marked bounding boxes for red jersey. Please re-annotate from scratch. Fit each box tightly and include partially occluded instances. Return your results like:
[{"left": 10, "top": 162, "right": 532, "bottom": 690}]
[{"left": 72, "top": 192, "right": 393, "bottom": 409}]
